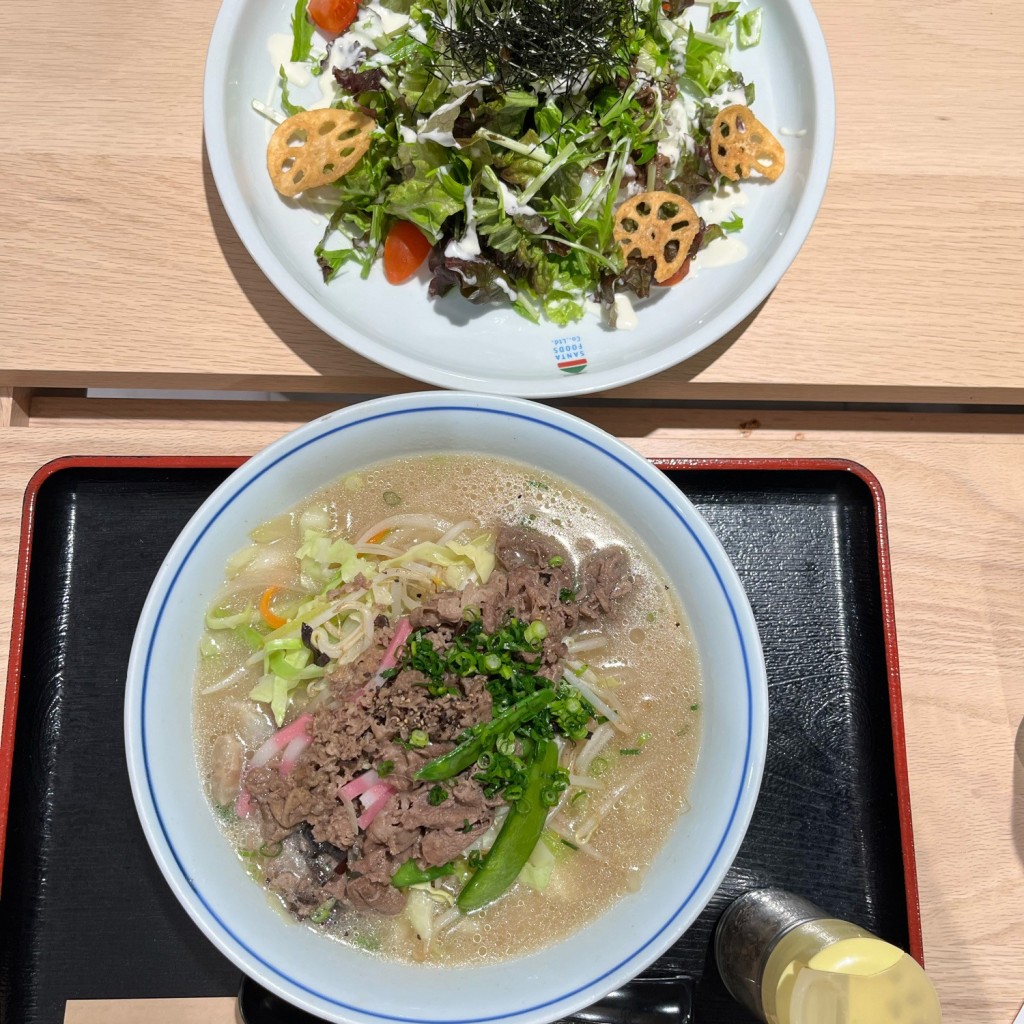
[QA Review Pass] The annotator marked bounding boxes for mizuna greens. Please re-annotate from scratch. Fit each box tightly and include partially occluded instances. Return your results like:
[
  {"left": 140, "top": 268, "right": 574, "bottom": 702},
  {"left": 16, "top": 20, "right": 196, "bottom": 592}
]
[{"left": 260, "top": 0, "right": 766, "bottom": 327}]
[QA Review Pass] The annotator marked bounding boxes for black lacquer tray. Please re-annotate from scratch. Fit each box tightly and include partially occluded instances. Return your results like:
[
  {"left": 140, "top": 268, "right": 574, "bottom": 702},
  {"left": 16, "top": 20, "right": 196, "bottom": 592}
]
[{"left": 0, "top": 458, "right": 920, "bottom": 1024}]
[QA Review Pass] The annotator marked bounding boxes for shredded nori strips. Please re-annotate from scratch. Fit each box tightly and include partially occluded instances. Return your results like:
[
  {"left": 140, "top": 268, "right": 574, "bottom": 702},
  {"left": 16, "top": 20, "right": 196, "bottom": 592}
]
[{"left": 437, "top": 0, "right": 638, "bottom": 91}]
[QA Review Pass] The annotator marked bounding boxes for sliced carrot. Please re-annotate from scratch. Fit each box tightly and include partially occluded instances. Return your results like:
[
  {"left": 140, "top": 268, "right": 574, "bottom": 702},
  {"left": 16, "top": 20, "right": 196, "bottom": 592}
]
[
  {"left": 367, "top": 528, "right": 391, "bottom": 544},
  {"left": 259, "top": 586, "right": 288, "bottom": 629}
]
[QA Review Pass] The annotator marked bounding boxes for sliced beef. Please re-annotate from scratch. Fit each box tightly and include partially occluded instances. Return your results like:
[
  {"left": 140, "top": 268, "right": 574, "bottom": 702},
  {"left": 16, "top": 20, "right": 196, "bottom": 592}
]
[
  {"left": 379, "top": 669, "right": 492, "bottom": 743},
  {"left": 367, "top": 795, "right": 420, "bottom": 856},
  {"left": 342, "top": 844, "right": 407, "bottom": 916},
  {"left": 577, "top": 546, "right": 635, "bottom": 620},
  {"left": 405, "top": 776, "right": 492, "bottom": 835},
  {"left": 420, "top": 823, "right": 486, "bottom": 866},
  {"left": 247, "top": 759, "right": 348, "bottom": 845},
  {"left": 495, "top": 526, "right": 572, "bottom": 572},
  {"left": 243, "top": 526, "right": 635, "bottom": 923}
]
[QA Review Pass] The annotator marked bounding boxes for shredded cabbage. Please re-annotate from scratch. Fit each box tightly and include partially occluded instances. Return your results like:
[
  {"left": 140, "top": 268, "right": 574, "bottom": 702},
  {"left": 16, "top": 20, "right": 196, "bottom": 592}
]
[
  {"left": 297, "top": 529, "right": 374, "bottom": 586},
  {"left": 243, "top": 526, "right": 496, "bottom": 722},
  {"left": 382, "top": 535, "right": 495, "bottom": 583},
  {"left": 518, "top": 835, "right": 557, "bottom": 892},
  {"left": 206, "top": 605, "right": 254, "bottom": 630}
]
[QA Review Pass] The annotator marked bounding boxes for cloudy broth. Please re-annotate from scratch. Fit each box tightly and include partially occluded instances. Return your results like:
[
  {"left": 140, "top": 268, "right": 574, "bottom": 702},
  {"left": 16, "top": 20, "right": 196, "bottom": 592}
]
[{"left": 194, "top": 454, "right": 702, "bottom": 964}]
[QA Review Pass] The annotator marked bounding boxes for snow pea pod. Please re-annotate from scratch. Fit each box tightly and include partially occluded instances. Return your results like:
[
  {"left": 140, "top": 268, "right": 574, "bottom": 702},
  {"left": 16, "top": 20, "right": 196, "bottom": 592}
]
[
  {"left": 415, "top": 688, "right": 556, "bottom": 782},
  {"left": 456, "top": 739, "right": 558, "bottom": 914},
  {"left": 391, "top": 860, "right": 455, "bottom": 888}
]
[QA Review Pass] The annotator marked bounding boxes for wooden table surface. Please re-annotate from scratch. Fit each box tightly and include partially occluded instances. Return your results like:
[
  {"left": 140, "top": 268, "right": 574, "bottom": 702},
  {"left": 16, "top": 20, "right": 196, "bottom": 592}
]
[
  {"left": 1, "top": 404, "right": 1023, "bottom": 1024},
  {"left": 1, "top": 0, "right": 1022, "bottom": 401}
]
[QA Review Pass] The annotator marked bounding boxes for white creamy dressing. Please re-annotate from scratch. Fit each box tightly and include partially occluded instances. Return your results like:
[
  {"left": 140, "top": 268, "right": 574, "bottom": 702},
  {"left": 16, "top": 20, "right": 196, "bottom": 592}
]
[
  {"left": 496, "top": 181, "right": 537, "bottom": 218},
  {"left": 303, "top": 35, "right": 365, "bottom": 109},
  {"left": 694, "top": 182, "right": 747, "bottom": 223},
  {"left": 697, "top": 235, "right": 747, "bottom": 267},
  {"left": 267, "top": 33, "right": 313, "bottom": 87},
  {"left": 613, "top": 294, "right": 638, "bottom": 330},
  {"left": 656, "top": 96, "right": 697, "bottom": 172},
  {"left": 407, "top": 21, "right": 429, "bottom": 43},
  {"left": 710, "top": 84, "right": 747, "bottom": 108},
  {"left": 444, "top": 187, "right": 482, "bottom": 260},
  {"left": 693, "top": 184, "right": 749, "bottom": 268},
  {"left": 349, "top": 0, "right": 411, "bottom": 47},
  {"left": 491, "top": 277, "right": 519, "bottom": 302}
]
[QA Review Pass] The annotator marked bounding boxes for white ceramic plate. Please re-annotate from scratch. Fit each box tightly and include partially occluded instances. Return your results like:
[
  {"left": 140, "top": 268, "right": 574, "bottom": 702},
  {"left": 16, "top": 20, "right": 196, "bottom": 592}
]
[
  {"left": 125, "top": 393, "right": 768, "bottom": 1023},
  {"left": 204, "top": 1, "right": 833, "bottom": 398},
  {"left": 204, "top": 0, "right": 833, "bottom": 397}
]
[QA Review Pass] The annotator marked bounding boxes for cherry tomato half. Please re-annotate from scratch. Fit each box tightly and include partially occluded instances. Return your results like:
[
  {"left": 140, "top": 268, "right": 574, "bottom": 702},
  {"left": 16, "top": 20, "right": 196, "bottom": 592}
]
[
  {"left": 383, "top": 221, "right": 432, "bottom": 285},
  {"left": 656, "top": 259, "right": 692, "bottom": 287},
  {"left": 308, "top": 0, "right": 360, "bottom": 34}
]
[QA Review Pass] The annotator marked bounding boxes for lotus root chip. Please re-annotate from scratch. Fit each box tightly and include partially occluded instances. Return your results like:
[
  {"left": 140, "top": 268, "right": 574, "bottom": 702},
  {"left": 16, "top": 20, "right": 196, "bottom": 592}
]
[
  {"left": 613, "top": 191, "right": 701, "bottom": 283},
  {"left": 267, "top": 109, "right": 375, "bottom": 197},
  {"left": 710, "top": 104, "right": 785, "bottom": 182}
]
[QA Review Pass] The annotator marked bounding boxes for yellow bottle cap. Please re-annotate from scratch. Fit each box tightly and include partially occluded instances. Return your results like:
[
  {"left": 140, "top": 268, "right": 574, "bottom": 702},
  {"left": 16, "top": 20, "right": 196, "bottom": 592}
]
[{"left": 787, "top": 937, "right": 941, "bottom": 1024}]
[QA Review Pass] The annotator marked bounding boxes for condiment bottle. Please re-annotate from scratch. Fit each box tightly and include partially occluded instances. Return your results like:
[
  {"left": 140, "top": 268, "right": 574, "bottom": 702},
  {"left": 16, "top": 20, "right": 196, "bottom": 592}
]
[{"left": 714, "top": 888, "right": 941, "bottom": 1024}]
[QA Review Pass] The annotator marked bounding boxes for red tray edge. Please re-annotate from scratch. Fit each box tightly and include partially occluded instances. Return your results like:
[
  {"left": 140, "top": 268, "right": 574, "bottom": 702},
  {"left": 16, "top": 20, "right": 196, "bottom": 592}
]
[{"left": 0, "top": 454, "right": 924, "bottom": 967}]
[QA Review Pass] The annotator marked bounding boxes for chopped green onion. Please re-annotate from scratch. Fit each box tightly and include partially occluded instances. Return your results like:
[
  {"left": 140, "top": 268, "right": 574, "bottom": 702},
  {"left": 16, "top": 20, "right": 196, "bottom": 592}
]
[
  {"left": 619, "top": 748, "right": 642, "bottom": 756},
  {"left": 383, "top": 490, "right": 403, "bottom": 507},
  {"left": 449, "top": 650, "right": 478, "bottom": 676},
  {"left": 540, "top": 785, "right": 560, "bottom": 806},
  {"left": 548, "top": 556, "right": 563, "bottom": 568},
  {"left": 637, "top": 732, "right": 652, "bottom": 748},
  {"left": 690, "top": 702, "right": 700, "bottom": 711},
  {"left": 589, "top": 757, "right": 609, "bottom": 777},
  {"left": 378, "top": 760, "right": 395, "bottom": 778},
  {"left": 428, "top": 785, "right": 449, "bottom": 805},
  {"left": 524, "top": 620, "right": 548, "bottom": 646},
  {"left": 408, "top": 729, "right": 430, "bottom": 748},
  {"left": 310, "top": 898, "right": 336, "bottom": 924},
  {"left": 260, "top": 841, "right": 283, "bottom": 858}
]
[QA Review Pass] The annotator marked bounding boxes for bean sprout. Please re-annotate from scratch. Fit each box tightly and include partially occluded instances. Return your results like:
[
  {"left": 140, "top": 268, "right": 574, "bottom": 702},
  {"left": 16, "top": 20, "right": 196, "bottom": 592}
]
[
  {"left": 574, "top": 722, "right": 615, "bottom": 774},
  {"left": 356, "top": 515, "right": 446, "bottom": 544}
]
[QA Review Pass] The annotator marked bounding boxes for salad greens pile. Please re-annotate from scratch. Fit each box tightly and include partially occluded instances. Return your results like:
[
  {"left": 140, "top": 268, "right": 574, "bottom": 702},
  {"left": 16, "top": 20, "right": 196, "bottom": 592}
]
[{"left": 265, "top": 0, "right": 764, "bottom": 327}]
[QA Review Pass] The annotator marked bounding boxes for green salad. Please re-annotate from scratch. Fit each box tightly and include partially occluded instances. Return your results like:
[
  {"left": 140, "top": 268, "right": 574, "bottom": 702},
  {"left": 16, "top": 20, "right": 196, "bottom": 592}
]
[{"left": 259, "top": 0, "right": 768, "bottom": 327}]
